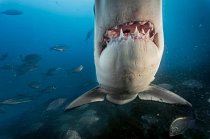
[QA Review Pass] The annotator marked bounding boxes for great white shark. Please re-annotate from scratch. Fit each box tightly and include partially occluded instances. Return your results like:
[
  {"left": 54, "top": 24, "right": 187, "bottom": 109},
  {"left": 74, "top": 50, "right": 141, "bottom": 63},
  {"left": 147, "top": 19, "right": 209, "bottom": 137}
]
[{"left": 65, "top": 0, "right": 192, "bottom": 110}]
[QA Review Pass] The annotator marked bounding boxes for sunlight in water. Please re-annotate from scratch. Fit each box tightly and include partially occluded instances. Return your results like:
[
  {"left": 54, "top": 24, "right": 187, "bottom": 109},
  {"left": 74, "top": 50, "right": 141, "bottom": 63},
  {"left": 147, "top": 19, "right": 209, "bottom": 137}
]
[{"left": 0, "top": 0, "right": 94, "bottom": 16}]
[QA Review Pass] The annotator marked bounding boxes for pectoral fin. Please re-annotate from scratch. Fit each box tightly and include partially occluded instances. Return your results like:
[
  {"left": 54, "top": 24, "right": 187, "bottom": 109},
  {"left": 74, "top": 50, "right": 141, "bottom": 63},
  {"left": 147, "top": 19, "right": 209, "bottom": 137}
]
[
  {"left": 138, "top": 84, "right": 192, "bottom": 107},
  {"left": 65, "top": 86, "right": 106, "bottom": 111}
]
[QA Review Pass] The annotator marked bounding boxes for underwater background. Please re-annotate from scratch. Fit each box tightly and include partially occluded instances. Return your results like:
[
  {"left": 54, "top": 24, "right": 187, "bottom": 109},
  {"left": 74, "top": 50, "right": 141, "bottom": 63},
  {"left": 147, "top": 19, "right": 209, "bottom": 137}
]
[{"left": 0, "top": 0, "right": 209, "bottom": 139}]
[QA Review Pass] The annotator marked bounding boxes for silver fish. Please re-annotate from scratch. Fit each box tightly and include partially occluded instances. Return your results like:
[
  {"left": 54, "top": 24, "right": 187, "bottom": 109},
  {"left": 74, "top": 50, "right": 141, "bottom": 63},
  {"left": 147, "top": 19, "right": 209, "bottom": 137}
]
[
  {"left": 169, "top": 117, "right": 195, "bottom": 137},
  {"left": 44, "top": 67, "right": 62, "bottom": 76},
  {"left": 0, "top": 95, "right": 33, "bottom": 105},
  {"left": 28, "top": 81, "right": 42, "bottom": 89},
  {"left": 72, "top": 65, "right": 83, "bottom": 73},
  {"left": 39, "top": 85, "right": 57, "bottom": 94},
  {"left": 50, "top": 44, "right": 67, "bottom": 52}
]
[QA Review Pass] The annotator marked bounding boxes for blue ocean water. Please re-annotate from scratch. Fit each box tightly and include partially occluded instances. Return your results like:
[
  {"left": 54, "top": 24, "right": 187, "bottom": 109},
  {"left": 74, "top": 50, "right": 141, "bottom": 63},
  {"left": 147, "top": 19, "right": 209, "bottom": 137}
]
[
  {"left": 0, "top": 0, "right": 209, "bottom": 139},
  {"left": 0, "top": 0, "right": 95, "bottom": 122}
]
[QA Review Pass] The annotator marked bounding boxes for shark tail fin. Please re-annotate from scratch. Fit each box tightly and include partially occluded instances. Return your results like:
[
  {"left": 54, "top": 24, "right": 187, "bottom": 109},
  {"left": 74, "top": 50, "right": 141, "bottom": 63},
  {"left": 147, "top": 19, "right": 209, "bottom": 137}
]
[
  {"left": 138, "top": 84, "right": 192, "bottom": 107},
  {"left": 65, "top": 86, "right": 106, "bottom": 111}
]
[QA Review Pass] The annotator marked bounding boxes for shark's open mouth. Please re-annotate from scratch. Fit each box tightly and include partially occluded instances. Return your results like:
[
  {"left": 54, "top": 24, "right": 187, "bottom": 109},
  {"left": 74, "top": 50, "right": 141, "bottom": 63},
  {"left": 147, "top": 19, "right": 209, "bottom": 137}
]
[{"left": 100, "top": 21, "right": 158, "bottom": 55}]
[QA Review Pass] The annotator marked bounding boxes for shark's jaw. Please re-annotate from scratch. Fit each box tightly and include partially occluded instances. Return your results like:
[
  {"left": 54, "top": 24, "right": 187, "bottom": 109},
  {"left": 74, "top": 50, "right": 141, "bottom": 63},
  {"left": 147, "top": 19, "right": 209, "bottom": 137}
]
[
  {"left": 100, "top": 21, "right": 158, "bottom": 56},
  {"left": 94, "top": 0, "right": 164, "bottom": 94}
]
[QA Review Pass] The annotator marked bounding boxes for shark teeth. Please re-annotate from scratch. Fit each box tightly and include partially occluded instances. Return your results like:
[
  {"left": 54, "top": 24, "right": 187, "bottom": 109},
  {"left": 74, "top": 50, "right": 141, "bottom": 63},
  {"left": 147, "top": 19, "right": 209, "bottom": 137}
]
[
  {"left": 120, "top": 28, "right": 124, "bottom": 38},
  {"left": 151, "top": 34, "right": 155, "bottom": 41},
  {"left": 141, "top": 28, "right": 145, "bottom": 34},
  {"left": 101, "top": 21, "right": 157, "bottom": 53},
  {"left": 106, "top": 27, "right": 153, "bottom": 42},
  {"left": 114, "top": 26, "right": 118, "bottom": 29},
  {"left": 145, "top": 29, "right": 150, "bottom": 38},
  {"left": 134, "top": 26, "right": 139, "bottom": 35},
  {"left": 139, "top": 21, "right": 147, "bottom": 25},
  {"left": 128, "top": 22, "right": 133, "bottom": 25}
]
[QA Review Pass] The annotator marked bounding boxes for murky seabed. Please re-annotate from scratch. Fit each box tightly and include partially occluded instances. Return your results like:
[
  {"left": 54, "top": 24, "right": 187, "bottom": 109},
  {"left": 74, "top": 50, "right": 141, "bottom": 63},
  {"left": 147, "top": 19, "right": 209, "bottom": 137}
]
[{"left": 0, "top": 65, "right": 210, "bottom": 139}]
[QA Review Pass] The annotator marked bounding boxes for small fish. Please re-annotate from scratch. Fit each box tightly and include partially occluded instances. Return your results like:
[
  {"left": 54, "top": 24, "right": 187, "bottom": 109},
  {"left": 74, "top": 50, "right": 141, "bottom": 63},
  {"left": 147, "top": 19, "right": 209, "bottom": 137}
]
[
  {"left": 79, "top": 110, "right": 99, "bottom": 126},
  {"left": 0, "top": 95, "right": 33, "bottom": 105},
  {"left": 28, "top": 81, "right": 42, "bottom": 89},
  {"left": 46, "top": 98, "right": 67, "bottom": 111},
  {"left": 72, "top": 65, "right": 84, "bottom": 73},
  {"left": 84, "top": 28, "right": 94, "bottom": 41},
  {"left": 141, "top": 114, "right": 159, "bottom": 125},
  {"left": 0, "top": 53, "right": 8, "bottom": 61},
  {"left": 169, "top": 117, "right": 195, "bottom": 137},
  {"left": 39, "top": 85, "right": 56, "bottom": 94},
  {"left": 1, "top": 10, "right": 23, "bottom": 15},
  {"left": 61, "top": 130, "right": 81, "bottom": 139},
  {"left": 44, "top": 67, "right": 62, "bottom": 76},
  {"left": 50, "top": 44, "right": 67, "bottom": 52},
  {"left": 21, "top": 54, "right": 42, "bottom": 65},
  {"left": 14, "top": 63, "right": 38, "bottom": 76}
]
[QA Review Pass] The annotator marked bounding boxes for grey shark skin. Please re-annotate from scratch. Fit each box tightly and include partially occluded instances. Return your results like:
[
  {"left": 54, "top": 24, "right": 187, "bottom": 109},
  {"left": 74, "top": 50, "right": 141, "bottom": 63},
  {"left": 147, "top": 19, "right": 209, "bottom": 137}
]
[{"left": 65, "top": 0, "right": 191, "bottom": 110}]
